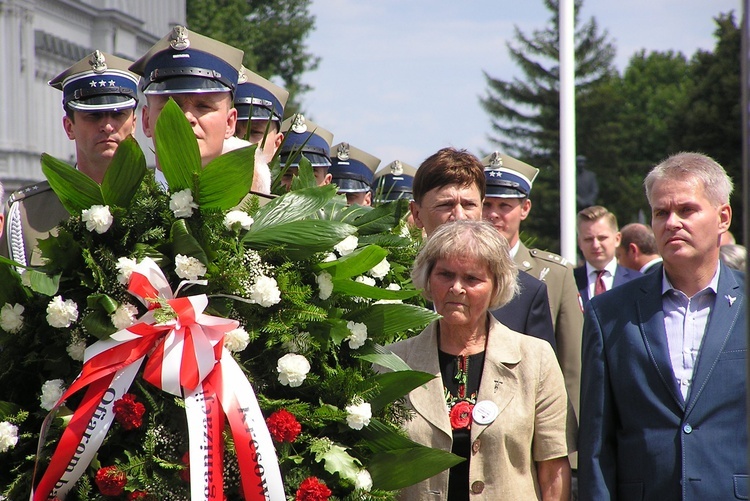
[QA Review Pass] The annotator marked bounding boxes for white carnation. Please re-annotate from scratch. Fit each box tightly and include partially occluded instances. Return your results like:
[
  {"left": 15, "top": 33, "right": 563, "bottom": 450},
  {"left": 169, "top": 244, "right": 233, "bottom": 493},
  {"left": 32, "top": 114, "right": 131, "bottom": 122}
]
[
  {"left": 46, "top": 296, "right": 79, "bottom": 328},
  {"left": 224, "top": 327, "right": 250, "bottom": 352},
  {"left": 169, "top": 189, "right": 199, "bottom": 218},
  {"left": 355, "top": 275, "right": 376, "bottom": 287},
  {"left": 0, "top": 303, "right": 24, "bottom": 333},
  {"left": 345, "top": 321, "right": 368, "bottom": 350},
  {"left": 345, "top": 400, "right": 372, "bottom": 430},
  {"left": 116, "top": 257, "right": 138, "bottom": 285},
  {"left": 277, "top": 353, "right": 311, "bottom": 387},
  {"left": 354, "top": 469, "right": 373, "bottom": 491},
  {"left": 0, "top": 421, "right": 19, "bottom": 453},
  {"left": 368, "top": 258, "right": 390, "bottom": 279},
  {"left": 175, "top": 254, "right": 207, "bottom": 281},
  {"left": 81, "top": 204, "right": 113, "bottom": 234},
  {"left": 386, "top": 283, "right": 401, "bottom": 291},
  {"left": 250, "top": 275, "right": 281, "bottom": 307},
  {"left": 334, "top": 235, "right": 358, "bottom": 256},
  {"left": 224, "top": 210, "right": 254, "bottom": 231},
  {"left": 316, "top": 272, "right": 334, "bottom": 300},
  {"left": 322, "top": 252, "right": 337, "bottom": 263},
  {"left": 66, "top": 338, "right": 86, "bottom": 362},
  {"left": 111, "top": 303, "right": 139, "bottom": 330},
  {"left": 40, "top": 379, "right": 65, "bottom": 411}
]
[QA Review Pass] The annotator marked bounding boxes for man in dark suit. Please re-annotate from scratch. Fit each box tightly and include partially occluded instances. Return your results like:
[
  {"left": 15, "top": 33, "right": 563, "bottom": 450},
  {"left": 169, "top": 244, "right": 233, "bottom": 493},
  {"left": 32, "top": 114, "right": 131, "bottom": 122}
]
[
  {"left": 616, "top": 223, "right": 662, "bottom": 274},
  {"left": 574, "top": 205, "right": 641, "bottom": 307},
  {"left": 579, "top": 152, "right": 746, "bottom": 500},
  {"left": 410, "top": 147, "right": 555, "bottom": 350}
]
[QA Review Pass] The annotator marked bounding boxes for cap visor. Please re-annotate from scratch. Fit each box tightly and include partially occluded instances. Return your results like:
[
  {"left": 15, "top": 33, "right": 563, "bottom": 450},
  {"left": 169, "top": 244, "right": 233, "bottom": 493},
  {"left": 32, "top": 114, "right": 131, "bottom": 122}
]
[{"left": 143, "top": 76, "right": 231, "bottom": 95}]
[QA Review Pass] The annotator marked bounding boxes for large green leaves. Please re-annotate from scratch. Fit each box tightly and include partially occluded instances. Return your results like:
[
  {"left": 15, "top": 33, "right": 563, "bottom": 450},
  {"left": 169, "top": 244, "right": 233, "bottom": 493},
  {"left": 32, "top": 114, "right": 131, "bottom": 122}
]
[
  {"left": 243, "top": 220, "right": 355, "bottom": 259},
  {"left": 347, "top": 303, "right": 439, "bottom": 339},
  {"left": 100, "top": 136, "right": 146, "bottom": 207},
  {"left": 199, "top": 145, "right": 255, "bottom": 209},
  {"left": 368, "top": 370, "right": 435, "bottom": 411},
  {"left": 317, "top": 245, "right": 387, "bottom": 279},
  {"left": 41, "top": 155, "right": 103, "bottom": 214},
  {"left": 154, "top": 98, "right": 201, "bottom": 191},
  {"left": 251, "top": 185, "right": 338, "bottom": 230}
]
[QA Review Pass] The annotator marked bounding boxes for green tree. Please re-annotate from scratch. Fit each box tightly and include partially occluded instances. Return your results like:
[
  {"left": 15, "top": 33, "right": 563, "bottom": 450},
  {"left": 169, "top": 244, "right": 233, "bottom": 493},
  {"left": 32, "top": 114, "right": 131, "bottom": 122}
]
[
  {"left": 668, "top": 12, "right": 742, "bottom": 241},
  {"left": 480, "top": 0, "right": 617, "bottom": 251},
  {"left": 187, "top": 0, "right": 319, "bottom": 114}
]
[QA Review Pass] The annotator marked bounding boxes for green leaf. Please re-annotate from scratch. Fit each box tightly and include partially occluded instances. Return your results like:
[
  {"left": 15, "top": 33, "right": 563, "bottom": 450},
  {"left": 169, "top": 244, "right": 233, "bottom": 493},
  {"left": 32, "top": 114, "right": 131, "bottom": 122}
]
[
  {"left": 290, "top": 155, "right": 318, "bottom": 190},
  {"left": 170, "top": 220, "right": 208, "bottom": 265},
  {"left": 346, "top": 303, "right": 439, "bottom": 338},
  {"left": 100, "top": 136, "right": 147, "bottom": 208},
  {"left": 0, "top": 401, "right": 20, "bottom": 418},
  {"left": 28, "top": 270, "right": 60, "bottom": 296},
  {"left": 250, "top": 185, "right": 338, "bottom": 230},
  {"left": 315, "top": 442, "right": 361, "bottom": 481},
  {"left": 368, "top": 370, "right": 436, "bottom": 411},
  {"left": 243, "top": 220, "right": 356, "bottom": 259},
  {"left": 361, "top": 419, "right": 463, "bottom": 490},
  {"left": 198, "top": 145, "right": 255, "bottom": 209},
  {"left": 41, "top": 154, "right": 103, "bottom": 214},
  {"left": 353, "top": 199, "right": 410, "bottom": 235},
  {"left": 154, "top": 98, "right": 201, "bottom": 191},
  {"left": 317, "top": 245, "right": 388, "bottom": 279},
  {"left": 331, "top": 278, "right": 421, "bottom": 300},
  {"left": 355, "top": 344, "right": 412, "bottom": 372},
  {"left": 82, "top": 310, "right": 117, "bottom": 340},
  {"left": 86, "top": 294, "right": 119, "bottom": 315}
]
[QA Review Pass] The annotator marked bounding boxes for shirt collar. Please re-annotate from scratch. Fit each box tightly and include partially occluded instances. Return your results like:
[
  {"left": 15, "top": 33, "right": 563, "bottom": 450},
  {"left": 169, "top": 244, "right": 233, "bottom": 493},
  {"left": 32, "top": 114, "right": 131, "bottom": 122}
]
[
  {"left": 586, "top": 258, "right": 617, "bottom": 278},
  {"left": 509, "top": 240, "right": 520, "bottom": 259},
  {"left": 662, "top": 261, "right": 720, "bottom": 297}
]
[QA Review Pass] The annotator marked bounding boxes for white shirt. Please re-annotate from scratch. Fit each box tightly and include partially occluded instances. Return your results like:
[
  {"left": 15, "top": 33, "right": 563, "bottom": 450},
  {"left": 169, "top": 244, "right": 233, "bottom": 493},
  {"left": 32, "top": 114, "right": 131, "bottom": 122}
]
[
  {"left": 661, "top": 264, "right": 719, "bottom": 400},
  {"left": 585, "top": 259, "right": 617, "bottom": 298}
]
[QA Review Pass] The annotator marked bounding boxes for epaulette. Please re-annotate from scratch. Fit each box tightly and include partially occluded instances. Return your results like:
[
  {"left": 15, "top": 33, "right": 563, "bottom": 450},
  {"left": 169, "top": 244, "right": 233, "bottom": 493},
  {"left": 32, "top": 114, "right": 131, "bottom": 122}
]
[
  {"left": 530, "top": 248, "right": 570, "bottom": 267},
  {"left": 8, "top": 181, "right": 53, "bottom": 204}
]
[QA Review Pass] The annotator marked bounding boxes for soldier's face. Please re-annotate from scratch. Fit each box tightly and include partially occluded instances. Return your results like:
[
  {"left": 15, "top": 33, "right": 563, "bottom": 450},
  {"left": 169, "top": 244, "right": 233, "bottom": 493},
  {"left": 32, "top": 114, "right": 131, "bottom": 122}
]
[
  {"left": 482, "top": 197, "right": 531, "bottom": 248},
  {"left": 240, "top": 120, "right": 283, "bottom": 164},
  {"left": 63, "top": 109, "right": 136, "bottom": 179},
  {"left": 143, "top": 93, "right": 237, "bottom": 167},
  {"left": 343, "top": 191, "right": 372, "bottom": 207},
  {"left": 280, "top": 167, "right": 332, "bottom": 191}
]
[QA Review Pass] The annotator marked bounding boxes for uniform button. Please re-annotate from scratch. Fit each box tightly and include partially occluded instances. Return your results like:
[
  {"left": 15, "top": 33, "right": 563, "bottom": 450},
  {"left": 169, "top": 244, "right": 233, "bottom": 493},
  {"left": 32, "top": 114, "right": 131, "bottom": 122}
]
[
  {"left": 471, "top": 480, "right": 485, "bottom": 494},
  {"left": 683, "top": 424, "right": 692, "bottom": 434},
  {"left": 472, "top": 438, "right": 481, "bottom": 454}
]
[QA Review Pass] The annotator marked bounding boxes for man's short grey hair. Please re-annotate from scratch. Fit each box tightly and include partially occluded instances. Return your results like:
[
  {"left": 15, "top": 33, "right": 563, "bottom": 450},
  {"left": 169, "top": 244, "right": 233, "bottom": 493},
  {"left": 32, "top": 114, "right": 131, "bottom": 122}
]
[
  {"left": 411, "top": 219, "right": 519, "bottom": 310},
  {"left": 644, "top": 152, "right": 733, "bottom": 207}
]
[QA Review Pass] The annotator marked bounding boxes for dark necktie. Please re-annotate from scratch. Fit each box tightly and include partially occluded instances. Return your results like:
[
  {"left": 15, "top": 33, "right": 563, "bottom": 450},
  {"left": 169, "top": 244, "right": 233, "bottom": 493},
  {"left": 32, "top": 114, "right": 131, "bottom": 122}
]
[{"left": 594, "top": 269, "right": 607, "bottom": 296}]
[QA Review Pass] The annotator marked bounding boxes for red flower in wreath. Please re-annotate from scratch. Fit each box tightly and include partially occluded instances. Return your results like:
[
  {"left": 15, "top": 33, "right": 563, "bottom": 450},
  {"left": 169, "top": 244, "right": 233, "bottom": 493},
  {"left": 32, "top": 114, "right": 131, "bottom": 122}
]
[
  {"left": 295, "top": 476, "right": 332, "bottom": 501},
  {"left": 449, "top": 401, "right": 473, "bottom": 430},
  {"left": 128, "top": 491, "right": 150, "bottom": 500},
  {"left": 266, "top": 409, "right": 302, "bottom": 443},
  {"left": 113, "top": 393, "right": 146, "bottom": 430},
  {"left": 94, "top": 465, "right": 127, "bottom": 497},
  {"left": 180, "top": 451, "right": 191, "bottom": 482}
]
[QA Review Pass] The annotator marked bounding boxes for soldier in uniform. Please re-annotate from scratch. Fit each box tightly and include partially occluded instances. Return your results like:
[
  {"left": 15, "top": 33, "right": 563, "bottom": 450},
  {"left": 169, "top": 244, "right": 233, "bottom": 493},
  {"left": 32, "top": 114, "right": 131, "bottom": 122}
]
[
  {"left": 1, "top": 51, "right": 139, "bottom": 266},
  {"left": 278, "top": 114, "right": 334, "bottom": 190},
  {"left": 372, "top": 160, "right": 417, "bottom": 204},
  {"left": 481, "top": 151, "right": 584, "bottom": 439},
  {"left": 130, "top": 26, "right": 243, "bottom": 172},
  {"left": 328, "top": 142, "right": 380, "bottom": 206}
]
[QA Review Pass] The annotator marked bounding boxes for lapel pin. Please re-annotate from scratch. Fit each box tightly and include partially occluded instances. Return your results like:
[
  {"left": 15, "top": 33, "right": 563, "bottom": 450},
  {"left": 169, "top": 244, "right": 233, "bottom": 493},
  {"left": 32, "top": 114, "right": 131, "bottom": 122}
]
[
  {"left": 726, "top": 294, "right": 736, "bottom": 306},
  {"left": 493, "top": 379, "right": 501, "bottom": 392}
]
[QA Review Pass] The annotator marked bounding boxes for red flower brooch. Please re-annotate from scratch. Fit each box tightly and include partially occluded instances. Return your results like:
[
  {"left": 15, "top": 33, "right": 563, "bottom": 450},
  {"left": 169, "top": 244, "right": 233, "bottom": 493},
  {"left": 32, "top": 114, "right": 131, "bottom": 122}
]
[{"left": 449, "top": 400, "right": 474, "bottom": 430}]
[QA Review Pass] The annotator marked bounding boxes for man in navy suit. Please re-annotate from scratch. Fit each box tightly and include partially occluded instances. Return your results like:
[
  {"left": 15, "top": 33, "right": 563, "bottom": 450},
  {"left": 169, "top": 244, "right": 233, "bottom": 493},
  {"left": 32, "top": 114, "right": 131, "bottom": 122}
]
[
  {"left": 409, "top": 147, "right": 555, "bottom": 350},
  {"left": 579, "top": 152, "right": 746, "bottom": 500},
  {"left": 574, "top": 205, "right": 641, "bottom": 307}
]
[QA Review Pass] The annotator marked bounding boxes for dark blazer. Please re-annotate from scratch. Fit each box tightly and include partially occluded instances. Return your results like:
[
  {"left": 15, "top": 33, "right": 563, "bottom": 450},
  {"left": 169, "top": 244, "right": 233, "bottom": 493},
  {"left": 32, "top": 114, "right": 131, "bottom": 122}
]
[
  {"left": 578, "top": 263, "right": 747, "bottom": 500},
  {"left": 573, "top": 263, "right": 641, "bottom": 307},
  {"left": 491, "top": 270, "right": 556, "bottom": 352}
]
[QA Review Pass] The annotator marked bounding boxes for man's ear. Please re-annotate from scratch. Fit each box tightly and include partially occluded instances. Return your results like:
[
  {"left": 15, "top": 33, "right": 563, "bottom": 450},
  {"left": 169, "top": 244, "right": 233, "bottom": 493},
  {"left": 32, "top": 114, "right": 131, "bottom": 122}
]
[
  {"left": 225, "top": 107, "right": 238, "bottom": 139},
  {"left": 63, "top": 116, "right": 75, "bottom": 140},
  {"left": 142, "top": 106, "right": 154, "bottom": 138},
  {"left": 520, "top": 198, "right": 532, "bottom": 221},
  {"left": 410, "top": 200, "right": 425, "bottom": 230}
]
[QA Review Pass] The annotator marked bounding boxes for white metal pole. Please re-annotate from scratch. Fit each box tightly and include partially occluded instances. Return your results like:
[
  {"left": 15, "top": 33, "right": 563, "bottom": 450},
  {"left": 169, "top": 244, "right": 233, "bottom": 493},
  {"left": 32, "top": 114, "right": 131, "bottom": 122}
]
[{"left": 559, "top": 0, "right": 577, "bottom": 262}]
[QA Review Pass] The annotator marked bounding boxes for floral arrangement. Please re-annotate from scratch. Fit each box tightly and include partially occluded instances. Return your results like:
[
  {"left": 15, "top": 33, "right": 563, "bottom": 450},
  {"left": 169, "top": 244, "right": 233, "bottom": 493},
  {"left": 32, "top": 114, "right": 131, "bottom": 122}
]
[{"left": 0, "top": 100, "right": 461, "bottom": 500}]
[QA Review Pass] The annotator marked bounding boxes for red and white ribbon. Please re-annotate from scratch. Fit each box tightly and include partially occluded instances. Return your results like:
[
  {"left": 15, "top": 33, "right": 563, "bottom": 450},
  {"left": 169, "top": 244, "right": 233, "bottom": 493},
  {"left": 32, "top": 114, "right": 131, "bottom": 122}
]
[{"left": 31, "top": 258, "right": 283, "bottom": 500}]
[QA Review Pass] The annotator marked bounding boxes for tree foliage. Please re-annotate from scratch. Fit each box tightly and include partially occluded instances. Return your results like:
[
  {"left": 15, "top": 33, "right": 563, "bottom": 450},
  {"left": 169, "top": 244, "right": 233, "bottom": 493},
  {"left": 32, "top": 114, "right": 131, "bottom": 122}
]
[{"left": 187, "top": 0, "right": 320, "bottom": 113}]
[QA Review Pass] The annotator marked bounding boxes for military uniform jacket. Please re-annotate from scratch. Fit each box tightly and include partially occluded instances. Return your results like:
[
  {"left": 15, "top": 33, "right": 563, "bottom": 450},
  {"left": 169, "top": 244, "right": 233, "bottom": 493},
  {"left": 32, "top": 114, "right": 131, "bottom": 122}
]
[{"left": 0, "top": 182, "right": 69, "bottom": 267}]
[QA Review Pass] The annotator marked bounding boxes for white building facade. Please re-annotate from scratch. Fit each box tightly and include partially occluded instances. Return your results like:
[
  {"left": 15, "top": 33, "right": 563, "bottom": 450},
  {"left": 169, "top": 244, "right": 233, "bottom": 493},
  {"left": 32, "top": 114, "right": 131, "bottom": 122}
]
[{"left": 0, "top": 0, "right": 185, "bottom": 193}]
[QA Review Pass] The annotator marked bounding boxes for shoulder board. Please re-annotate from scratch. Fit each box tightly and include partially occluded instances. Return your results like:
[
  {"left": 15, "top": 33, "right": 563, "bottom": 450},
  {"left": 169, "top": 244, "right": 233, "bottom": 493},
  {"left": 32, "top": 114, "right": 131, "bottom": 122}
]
[
  {"left": 8, "top": 181, "right": 53, "bottom": 203},
  {"left": 529, "top": 248, "right": 570, "bottom": 267}
]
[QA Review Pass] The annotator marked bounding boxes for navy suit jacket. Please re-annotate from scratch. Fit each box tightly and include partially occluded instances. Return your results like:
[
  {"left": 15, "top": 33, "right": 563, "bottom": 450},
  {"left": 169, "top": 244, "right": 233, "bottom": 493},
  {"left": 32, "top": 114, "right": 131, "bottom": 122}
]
[
  {"left": 491, "top": 270, "right": 556, "bottom": 352},
  {"left": 579, "top": 263, "right": 747, "bottom": 500},
  {"left": 574, "top": 263, "right": 642, "bottom": 307}
]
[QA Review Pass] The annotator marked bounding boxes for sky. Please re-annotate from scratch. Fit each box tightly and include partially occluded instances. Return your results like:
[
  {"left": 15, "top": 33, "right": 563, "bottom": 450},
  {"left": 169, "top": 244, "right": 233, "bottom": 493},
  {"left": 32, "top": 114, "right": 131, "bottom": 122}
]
[{"left": 302, "top": 0, "right": 742, "bottom": 171}]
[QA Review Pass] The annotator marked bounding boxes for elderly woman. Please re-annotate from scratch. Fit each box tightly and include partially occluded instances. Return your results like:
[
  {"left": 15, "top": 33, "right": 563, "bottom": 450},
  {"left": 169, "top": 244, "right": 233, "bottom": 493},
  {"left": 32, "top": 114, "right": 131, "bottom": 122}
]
[{"left": 387, "top": 219, "right": 576, "bottom": 500}]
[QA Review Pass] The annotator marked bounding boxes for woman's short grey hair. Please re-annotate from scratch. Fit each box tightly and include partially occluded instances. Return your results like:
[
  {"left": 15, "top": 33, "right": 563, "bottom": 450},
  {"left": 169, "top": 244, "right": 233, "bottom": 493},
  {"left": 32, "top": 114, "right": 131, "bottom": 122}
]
[
  {"left": 411, "top": 219, "right": 519, "bottom": 310},
  {"left": 644, "top": 152, "right": 733, "bottom": 207}
]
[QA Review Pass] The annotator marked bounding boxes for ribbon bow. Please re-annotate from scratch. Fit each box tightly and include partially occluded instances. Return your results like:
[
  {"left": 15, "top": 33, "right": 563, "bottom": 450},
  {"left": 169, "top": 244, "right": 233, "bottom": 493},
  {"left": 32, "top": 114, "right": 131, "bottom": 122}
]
[{"left": 32, "top": 258, "right": 284, "bottom": 501}]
